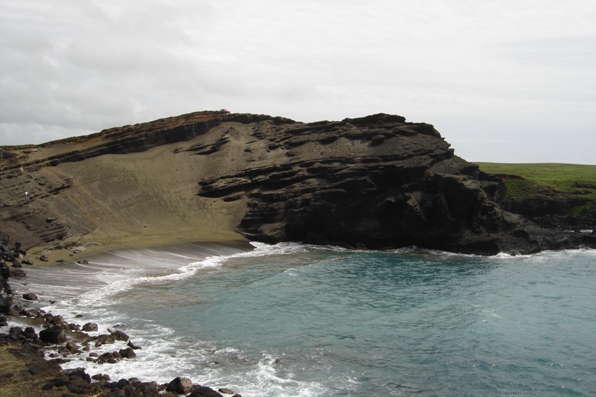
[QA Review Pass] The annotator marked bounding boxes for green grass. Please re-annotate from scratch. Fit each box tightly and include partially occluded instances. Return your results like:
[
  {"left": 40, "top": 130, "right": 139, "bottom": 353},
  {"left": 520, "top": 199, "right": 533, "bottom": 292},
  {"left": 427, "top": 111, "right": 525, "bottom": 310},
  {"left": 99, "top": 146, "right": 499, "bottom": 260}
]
[
  {"left": 475, "top": 163, "right": 596, "bottom": 227},
  {"left": 475, "top": 163, "right": 596, "bottom": 182}
]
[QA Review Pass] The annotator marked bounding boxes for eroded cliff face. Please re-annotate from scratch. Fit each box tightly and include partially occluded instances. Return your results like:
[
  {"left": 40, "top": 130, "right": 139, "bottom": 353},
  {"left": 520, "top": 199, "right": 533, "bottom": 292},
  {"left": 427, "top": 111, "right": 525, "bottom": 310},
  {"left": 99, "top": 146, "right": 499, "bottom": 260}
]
[
  {"left": 0, "top": 111, "right": 593, "bottom": 256},
  {"left": 195, "top": 114, "right": 510, "bottom": 253}
]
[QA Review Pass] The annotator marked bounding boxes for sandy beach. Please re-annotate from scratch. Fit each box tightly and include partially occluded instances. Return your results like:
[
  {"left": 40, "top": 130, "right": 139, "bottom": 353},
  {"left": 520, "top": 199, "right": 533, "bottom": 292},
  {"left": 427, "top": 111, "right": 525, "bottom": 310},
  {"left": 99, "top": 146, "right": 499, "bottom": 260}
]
[{"left": 1, "top": 238, "right": 254, "bottom": 397}]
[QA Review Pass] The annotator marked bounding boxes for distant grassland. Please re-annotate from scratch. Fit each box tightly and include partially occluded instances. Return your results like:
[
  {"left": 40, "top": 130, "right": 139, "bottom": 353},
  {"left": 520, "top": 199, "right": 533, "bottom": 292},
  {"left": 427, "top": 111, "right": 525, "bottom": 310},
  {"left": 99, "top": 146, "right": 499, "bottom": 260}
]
[{"left": 475, "top": 163, "right": 596, "bottom": 228}]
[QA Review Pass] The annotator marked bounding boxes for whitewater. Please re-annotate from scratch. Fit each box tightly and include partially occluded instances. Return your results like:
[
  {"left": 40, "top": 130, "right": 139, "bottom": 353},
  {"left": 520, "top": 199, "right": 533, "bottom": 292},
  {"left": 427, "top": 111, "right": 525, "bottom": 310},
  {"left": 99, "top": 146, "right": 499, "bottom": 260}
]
[{"left": 7, "top": 242, "right": 596, "bottom": 397}]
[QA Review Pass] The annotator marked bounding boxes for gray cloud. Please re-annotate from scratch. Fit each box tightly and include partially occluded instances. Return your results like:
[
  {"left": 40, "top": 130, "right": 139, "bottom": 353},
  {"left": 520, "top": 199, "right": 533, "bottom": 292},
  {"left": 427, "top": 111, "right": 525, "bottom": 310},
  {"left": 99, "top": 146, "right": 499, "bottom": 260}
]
[{"left": 1, "top": 0, "right": 595, "bottom": 163}]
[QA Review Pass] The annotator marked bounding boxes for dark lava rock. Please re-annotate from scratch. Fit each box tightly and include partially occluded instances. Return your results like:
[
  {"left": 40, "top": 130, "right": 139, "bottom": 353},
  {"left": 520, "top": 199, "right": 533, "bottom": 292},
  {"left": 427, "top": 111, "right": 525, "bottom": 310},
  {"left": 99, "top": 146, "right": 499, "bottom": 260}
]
[
  {"left": 23, "top": 326, "right": 38, "bottom": 340},
  {"left": 39, "top": 325, "right": 67, "bottom": 344},
  {"left": 92, "top": 373, "right": 111, "bottom": 382},
  {"left": 0, "top": 262, "right": 10, "bottom": 279},
  {"left": 22, "top": 292, "right": 38, "bottom": 300},
  {"left": 9, "top": 268, "right": 26, "bottom": 278},
  {"left": 82, "top": 322, "right": 98, "bottom": 331},
  {"left": 166, "top": 377, "right": 194, "bottom": 394},
  {"left": 0, "top": 295, "right": 11, "bottom": 314},
  {"left": 96, "top": 351, "right": 121, "bottom": 364},
  {"left": 9, "top": 326, "right": 24, "bottom": 341},
  {"left": 0, "top": 278, "right": 13, "bottom": 295},
  {"left": 189, "top": 385, "right": 225, "bottom": 397},
  {"left": 110, "top": 329, "right": 130, "bottom": 341},
  {"left": 119, "top": 347, "right": 136, "bottom": 359},
  {"left": 95, "top": 333, "right": 116, "bottom": 346},
  {"left": 127, "top": 340, "right": 141, "bottom": 350}
]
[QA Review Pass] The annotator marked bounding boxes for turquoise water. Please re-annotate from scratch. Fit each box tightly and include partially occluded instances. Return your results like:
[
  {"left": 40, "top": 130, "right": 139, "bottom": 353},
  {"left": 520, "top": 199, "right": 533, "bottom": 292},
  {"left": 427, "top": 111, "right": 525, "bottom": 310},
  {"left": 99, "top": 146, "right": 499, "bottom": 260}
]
[{"left": 15, "top": 244, "right": 596, "bottom": 396}]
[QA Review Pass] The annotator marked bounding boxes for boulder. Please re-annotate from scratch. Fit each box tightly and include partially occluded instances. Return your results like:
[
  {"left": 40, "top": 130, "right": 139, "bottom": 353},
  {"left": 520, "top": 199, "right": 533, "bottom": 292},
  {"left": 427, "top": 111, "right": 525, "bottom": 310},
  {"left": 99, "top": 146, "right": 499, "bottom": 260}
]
[
  {"left": 64, "top": 367, "right": 91, "bottom": 383},
  {"left": 23, "top": 292, "right": 38, "bottom": 301},
  {"left": 166, "top": 377, "right": 194, "bottom": 394},
  {"left": 189, "top": 386, "right": 225, "bottom": 397},
  {"left": 9, "top": 326, "right": 24, "bottom": 341},
  {"left": 0, "top": 295, "right": 11, "bottom": 314},
  {"left": 39, "top": 325, "right": 67, "bottom": 344},
  {"left": 82, "top": 322, "right": 98, "bottom": 332},
  {"left": 110, "top": 329, "right": 129, "bottom": 341},
  {"left": 127, "top": 340, "right": 141, "bottom": 350},
  {"left": 9, "top": 268, "right": 26, "bottom": 278},
  {"left": 0, "top": 279, "right": 13, "bottom": 294},
  {"left": 0, "top": 262, "right": 10, "bottom": 279},
  {"left": 24, "top": 326, "right": 38, "bottom": 340},
  {"left": 96, "top": 351, "right": 121, "bottom": 364},
  {"left": 119, "top": 347, "right": 136, "bottom": 359},
  {"left": 68, "top": 323, "right": 81, "bottom": 331},
  {"left": 95, "top": 334, "right": 116, "bottom": 346},
  {"left": 91, "top": 373, "right": 111, "bottom": 382},
  {"left": 65, "top": 342, "right": 82, "bottom": 354}
]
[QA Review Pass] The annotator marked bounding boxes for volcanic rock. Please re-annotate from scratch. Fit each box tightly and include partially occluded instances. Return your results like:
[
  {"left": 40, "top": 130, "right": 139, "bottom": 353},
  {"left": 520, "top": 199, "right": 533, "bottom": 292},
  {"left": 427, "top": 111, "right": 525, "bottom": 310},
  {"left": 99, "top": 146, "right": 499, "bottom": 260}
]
[
  {"left": 22, "top": 292, "right": 37, "bottom": 301},
  {"left": 0, "top": 295, "right": 11, "bottom": 314},
  {"left": 0, "top": 110, "right": 593, "bottom": 255},
  {"left": 110, "top": 329, "right": 130, "bottom": 341},
  {"left": 166, "top": 376, "right": 194, "bottom": 394},
  {"left": 82, "top": 322, "right": 98, "bottom": 332},
  {"left": 39, "top": 325, "right": 67, "bottom": 344}
]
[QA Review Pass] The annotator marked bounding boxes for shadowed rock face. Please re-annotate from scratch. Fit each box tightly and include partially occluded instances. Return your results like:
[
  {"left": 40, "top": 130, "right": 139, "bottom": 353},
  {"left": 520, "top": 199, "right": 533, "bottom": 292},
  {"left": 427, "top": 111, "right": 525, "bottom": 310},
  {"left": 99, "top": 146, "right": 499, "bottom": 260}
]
[
  {"left": 196, "top": 113, "right": 511, "bottom": 253},
  {"left": 1, "top": 111, "right": 593, "bottom": 255}
]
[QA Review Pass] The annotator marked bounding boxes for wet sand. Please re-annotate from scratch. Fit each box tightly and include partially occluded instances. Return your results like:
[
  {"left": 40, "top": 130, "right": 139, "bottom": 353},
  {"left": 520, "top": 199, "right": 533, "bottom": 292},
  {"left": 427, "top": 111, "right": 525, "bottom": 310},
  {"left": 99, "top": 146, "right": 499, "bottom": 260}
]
[{"left": 1, "top": 239, "right": 254, "bottom": 397}]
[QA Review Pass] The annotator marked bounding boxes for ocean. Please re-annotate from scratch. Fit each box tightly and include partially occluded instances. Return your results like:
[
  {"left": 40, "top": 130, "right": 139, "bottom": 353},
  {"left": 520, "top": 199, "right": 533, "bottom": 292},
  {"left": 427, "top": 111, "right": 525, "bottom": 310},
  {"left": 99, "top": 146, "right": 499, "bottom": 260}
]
[{"left": 8, "top": 242, "right": 596, "bottom": 397}]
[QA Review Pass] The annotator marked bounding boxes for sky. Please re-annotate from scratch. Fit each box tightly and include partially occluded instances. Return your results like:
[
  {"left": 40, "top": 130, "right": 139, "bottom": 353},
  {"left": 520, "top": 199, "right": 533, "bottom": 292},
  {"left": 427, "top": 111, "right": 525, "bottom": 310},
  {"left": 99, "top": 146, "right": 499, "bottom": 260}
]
[{"left": 1, "top": 1, "right": 595, "bottom": 164}]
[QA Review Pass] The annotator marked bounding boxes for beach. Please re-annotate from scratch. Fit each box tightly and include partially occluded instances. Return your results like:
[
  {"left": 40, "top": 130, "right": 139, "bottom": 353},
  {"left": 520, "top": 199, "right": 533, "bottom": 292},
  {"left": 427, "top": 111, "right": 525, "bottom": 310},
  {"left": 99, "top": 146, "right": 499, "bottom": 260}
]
[
  {"left": 1, "top": 238, "right": 253, "bottom": 397},
  {"left": 3, "top": 239, "right": 596, "bottom": 397}
]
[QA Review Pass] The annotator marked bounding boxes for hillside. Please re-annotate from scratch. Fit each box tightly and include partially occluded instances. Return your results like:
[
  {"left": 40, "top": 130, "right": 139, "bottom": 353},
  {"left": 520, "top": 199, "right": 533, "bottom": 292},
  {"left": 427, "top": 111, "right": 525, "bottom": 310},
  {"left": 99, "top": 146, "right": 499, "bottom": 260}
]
[
  {"left": 1, "top": 111, "right": 594, "bottom": 260},
  {"left": 476, "top": 163, "right": 596, "bottom": 230}
]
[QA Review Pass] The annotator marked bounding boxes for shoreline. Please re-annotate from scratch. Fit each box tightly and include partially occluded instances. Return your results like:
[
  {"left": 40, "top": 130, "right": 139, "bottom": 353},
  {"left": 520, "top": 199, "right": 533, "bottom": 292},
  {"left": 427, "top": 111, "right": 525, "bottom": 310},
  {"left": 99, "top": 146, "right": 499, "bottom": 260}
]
[
  {"left": 1, "top": 238, "right": 253, "bottom": 397},
  {"left": 4, "top": 233, "right": 596, "bottom": 397},
  {"left": 25, "top": 227, "right": 251, "bottom": 267}
]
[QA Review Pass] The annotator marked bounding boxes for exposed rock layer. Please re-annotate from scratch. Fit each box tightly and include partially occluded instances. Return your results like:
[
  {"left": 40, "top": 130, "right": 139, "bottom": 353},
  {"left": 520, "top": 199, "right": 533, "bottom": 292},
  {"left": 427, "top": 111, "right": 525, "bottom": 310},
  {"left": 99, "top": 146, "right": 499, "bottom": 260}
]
[{"left": 1, "top": 111, "right": 594, "bottom": 255}]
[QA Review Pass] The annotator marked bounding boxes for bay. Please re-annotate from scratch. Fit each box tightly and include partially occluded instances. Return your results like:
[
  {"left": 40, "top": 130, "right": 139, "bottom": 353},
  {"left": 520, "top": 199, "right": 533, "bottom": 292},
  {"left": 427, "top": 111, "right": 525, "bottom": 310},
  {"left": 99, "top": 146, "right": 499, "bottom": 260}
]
[{"left": 10, "top": 243, "right": 596, "bottom": 397}]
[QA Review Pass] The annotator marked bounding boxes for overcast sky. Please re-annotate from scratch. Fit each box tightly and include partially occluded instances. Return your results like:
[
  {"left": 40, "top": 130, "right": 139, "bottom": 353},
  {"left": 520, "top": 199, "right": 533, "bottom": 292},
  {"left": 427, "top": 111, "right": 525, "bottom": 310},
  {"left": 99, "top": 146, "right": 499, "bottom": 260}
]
[{"left": 1, "top": 1, "right": 595, "bottom": 164}]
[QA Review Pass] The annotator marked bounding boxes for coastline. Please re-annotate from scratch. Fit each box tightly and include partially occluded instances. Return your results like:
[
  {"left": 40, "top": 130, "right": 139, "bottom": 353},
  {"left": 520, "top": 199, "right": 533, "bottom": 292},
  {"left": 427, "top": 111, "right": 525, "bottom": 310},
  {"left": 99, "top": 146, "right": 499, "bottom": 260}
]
[
  {"left": 1, "top": 238, "right": 254, "bottom": 397},
  {"left": 25, "top": 227, "right": 251, "bottom": 266},
  {"left": 4, "top": 237, "right": 596, "bottom": 396}
]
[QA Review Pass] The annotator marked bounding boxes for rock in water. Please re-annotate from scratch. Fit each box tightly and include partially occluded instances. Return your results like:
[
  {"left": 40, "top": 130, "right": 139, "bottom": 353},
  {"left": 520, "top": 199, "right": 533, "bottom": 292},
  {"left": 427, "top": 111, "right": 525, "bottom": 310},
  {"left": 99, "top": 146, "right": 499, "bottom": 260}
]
[
  {"left": 82, "top": 322, "right": 98, "bottom": 332},
  {"left": 166, "top": 377, "right": 194, "bottom": 394},
  {"left": 39, "top": 325, "right": 67, "bottom": 344},
  {"left": 189, "top": 386, "right": 225, "bottom": 397},
  {"left": 119, "top": 347, "right": 136, "bottom": 359},
  {"left": 22, "top": 292, "right": 38, "bottom": 301},
  {"left": 110, "top": 329, "right": 130, "bottom": 341}
]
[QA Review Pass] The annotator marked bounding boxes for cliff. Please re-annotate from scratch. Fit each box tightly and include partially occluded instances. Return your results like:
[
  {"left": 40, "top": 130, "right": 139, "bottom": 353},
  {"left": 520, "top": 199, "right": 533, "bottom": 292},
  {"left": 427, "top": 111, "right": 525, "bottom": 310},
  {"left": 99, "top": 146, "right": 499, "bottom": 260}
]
[{"left": 1, "top": 111, "right": 594, "bottom": 258}]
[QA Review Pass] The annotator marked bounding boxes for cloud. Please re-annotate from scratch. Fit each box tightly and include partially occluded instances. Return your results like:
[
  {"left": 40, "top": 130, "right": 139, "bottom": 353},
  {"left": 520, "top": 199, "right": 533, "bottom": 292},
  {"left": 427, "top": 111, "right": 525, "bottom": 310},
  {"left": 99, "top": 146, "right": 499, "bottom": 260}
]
[{"left": 0, "top": 0, "right": 595, "bottom": 163}]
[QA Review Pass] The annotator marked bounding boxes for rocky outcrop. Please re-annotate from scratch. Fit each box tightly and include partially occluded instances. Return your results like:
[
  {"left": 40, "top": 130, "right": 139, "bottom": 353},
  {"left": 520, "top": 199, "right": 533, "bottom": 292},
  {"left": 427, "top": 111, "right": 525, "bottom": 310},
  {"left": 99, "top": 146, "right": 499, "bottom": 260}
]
[
  {"left": 200, "top": 119, "right": 493, "bottom": 246},
  {"left": 1, "top": 111, "right": 594, "bottom": 255}
]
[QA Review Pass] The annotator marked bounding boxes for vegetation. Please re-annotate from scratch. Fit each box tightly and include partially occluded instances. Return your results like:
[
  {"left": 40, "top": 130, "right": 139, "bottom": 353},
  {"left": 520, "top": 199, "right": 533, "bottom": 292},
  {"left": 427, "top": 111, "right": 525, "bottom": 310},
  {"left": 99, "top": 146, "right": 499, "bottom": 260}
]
[{"left": 475, "top": 163, "right": 596, "bottom": 229}]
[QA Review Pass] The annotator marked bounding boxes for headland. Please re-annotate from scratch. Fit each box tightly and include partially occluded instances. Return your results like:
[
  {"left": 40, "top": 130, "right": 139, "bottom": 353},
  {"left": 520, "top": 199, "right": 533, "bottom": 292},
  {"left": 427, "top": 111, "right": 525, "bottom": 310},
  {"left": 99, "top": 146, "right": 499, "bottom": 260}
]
[
  {"left": 1, "top": 110, "right": 595, "bottom": 395},
  {"left": 1, "top": 110, "right": 593, "bottom": 262}
]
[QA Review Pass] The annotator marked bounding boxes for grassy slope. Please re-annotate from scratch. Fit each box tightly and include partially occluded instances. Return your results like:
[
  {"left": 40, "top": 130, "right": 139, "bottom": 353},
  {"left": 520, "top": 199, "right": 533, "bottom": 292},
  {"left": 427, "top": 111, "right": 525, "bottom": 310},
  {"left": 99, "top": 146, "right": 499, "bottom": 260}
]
[{"left": 475, "top": 163, "right": 596, "bottom": 228}]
